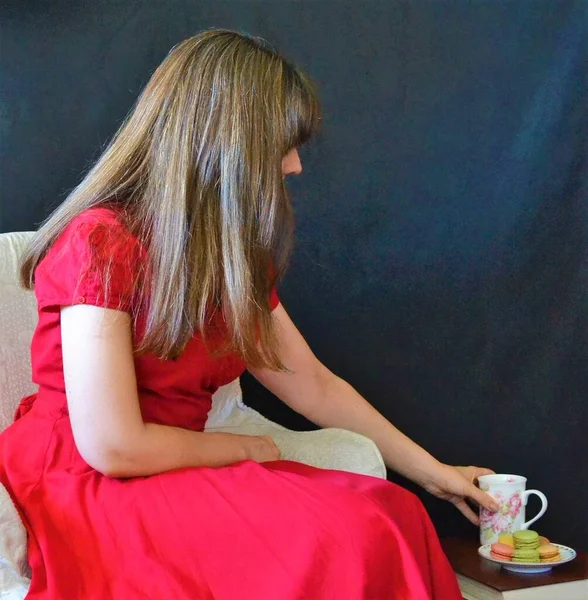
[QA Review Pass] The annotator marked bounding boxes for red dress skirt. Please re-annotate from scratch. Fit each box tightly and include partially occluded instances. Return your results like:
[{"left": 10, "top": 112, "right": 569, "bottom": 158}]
[{"left": 0, "top": 208, "right": 461, "bottom": 599}]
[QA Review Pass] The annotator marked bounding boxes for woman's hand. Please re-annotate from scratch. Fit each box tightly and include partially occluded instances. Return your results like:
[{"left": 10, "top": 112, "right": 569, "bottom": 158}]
[
  {"left": 423, "top": 464, "right": 499, "bottom": 525},
  {"left": 242, "top": 435, "right": 282, "bottom": 463}
]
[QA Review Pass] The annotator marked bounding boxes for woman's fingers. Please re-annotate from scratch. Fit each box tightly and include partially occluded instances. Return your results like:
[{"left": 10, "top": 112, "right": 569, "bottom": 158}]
[
  {"left": 454, "top": 499, "right": 479, "bottom": 525},
  {"left": 468, "top": 483, "right": 499, "bottom": 512},
  {"left": 473, "top": 467, "right": 495, "bottom": 480}
]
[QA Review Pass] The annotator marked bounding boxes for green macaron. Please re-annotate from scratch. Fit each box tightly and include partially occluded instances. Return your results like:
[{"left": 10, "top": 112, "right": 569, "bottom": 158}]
[
  {"left": 513, "top": 530, "right": 540, "bottom": 550},
  {"left": 512, "top": 548, "right": 540, "bottom": 563}
]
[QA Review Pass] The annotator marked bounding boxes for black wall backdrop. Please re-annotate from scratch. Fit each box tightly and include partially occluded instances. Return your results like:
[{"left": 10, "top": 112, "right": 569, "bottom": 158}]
[{"left": 1, "top": 1, "right": 587, "bottom": 550}]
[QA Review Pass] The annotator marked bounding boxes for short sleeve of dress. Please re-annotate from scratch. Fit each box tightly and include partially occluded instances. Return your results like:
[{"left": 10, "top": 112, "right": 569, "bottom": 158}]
[{"left": 34, "top": 209, "right": 144, "bottom": 313}]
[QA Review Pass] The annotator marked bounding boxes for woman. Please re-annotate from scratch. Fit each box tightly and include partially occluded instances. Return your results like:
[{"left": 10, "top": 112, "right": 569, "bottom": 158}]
[{"left": 0, "top": 30, "right": 496, "bottom": 599}]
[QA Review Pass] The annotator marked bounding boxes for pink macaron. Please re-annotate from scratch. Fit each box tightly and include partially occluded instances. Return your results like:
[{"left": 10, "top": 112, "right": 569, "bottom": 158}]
[{"left": 490, "top": 542, "right": 515, "bottom": 561}]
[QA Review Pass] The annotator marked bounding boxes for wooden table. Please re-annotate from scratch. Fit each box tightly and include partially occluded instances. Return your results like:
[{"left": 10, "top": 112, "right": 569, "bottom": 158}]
[{"left": 441, "top": 537, "right": 588, "bottom": 600}]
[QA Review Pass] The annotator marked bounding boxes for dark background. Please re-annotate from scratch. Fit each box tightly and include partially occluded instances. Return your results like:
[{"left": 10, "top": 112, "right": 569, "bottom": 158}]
[{"left": 2, "top": 1, "right": 587, "bottom": 550}]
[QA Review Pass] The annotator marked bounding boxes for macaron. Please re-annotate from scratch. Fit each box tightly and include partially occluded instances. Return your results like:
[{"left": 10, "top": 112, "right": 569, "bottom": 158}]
[
  {"left": 513, "top": 530, "right": 540, "bottom": 550},
  {"left": 512, "top": 548, "right": 541, "bottom": 563},
  {"left": 539, "top": 544, "right": 561, "bottom": 563},
  {"left": 490, "top": 542, "right": 514, "bottom": 561},
  {"left": 538, "top": 535, "right": 550, "bottom": 546},
  {"left": 498, "top": 534, "right": 515, "bottom": 547}
]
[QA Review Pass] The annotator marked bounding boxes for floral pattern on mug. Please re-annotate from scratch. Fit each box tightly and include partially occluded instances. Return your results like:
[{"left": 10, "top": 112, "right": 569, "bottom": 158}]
[
  {"left": 480, "top": 491, "right": 523, "bottom": 542},
  {"left": 508, "top": 492, "right": 522, "bottom": 517}
]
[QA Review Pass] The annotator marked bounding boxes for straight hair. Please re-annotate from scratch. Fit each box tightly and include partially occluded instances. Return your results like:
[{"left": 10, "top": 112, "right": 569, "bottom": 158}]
[{"left": 20, "top": 29, "right": 321, "bottom": 368}]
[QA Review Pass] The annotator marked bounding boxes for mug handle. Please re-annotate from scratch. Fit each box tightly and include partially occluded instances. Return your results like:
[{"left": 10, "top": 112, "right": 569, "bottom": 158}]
[{"left": 521, "top": 489, "right": 548, "bottom": 530}]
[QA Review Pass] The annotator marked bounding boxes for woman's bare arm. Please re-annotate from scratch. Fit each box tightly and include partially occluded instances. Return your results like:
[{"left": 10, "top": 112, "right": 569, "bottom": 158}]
[
  {"left": 249, "top": 304, "right": 498, "bottom": 523},
  {"left": 61, "top": 305, "right": 278, "bottom": 478}
]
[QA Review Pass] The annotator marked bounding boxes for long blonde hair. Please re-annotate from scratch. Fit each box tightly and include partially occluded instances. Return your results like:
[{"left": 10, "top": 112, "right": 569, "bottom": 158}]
[{"left": 20, "top": 29, "right": 321, "bottom": 368}]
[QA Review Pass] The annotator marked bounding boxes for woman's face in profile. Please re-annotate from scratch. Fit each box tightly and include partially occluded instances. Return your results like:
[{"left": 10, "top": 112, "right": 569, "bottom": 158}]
[{"left": 281, "top": 148, "right": 302, "bottom": 178}]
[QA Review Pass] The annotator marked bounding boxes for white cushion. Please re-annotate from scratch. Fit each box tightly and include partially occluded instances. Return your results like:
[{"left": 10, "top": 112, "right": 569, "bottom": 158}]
[
  {"left": 206, "top": 379, "right": 386, "bottom": 478},
  {"left": 0, "top": 233, "right": 38, "bottom": 432}
]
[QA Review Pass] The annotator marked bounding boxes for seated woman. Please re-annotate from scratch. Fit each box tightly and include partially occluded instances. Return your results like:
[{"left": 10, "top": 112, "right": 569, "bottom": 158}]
[{"left": 0, "top": 29, "right": 497, "bottom": 599}]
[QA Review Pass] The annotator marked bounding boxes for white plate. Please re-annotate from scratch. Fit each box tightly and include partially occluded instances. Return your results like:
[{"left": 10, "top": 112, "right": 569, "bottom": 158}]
[{"left": 478, "top": 543, "right": 577, "bottom": 574}]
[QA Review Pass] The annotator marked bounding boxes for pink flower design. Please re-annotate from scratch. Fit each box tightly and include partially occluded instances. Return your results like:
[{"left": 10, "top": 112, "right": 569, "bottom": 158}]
[
  {"left": 480, "top": 510, "right": 494, "bottom": 528},
  {"left": 480, "top": 491, "right": 518, "bottom": 537},
  {"left": 491, "top": 512, "right": 512, "bottom": 534},
  {"left": 508, "top": 493, "right": 522, "bottom": 518}
]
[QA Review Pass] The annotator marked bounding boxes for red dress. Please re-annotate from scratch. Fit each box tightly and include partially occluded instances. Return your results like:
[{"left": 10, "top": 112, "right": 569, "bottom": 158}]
[{"left": 0, "top": 208, "right": 461, "bottom": 599}]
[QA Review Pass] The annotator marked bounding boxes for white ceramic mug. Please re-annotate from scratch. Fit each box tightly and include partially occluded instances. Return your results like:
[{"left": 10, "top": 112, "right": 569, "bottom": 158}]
[{"left": 478, "top": 474, "right": 548, "bottom": 545}]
